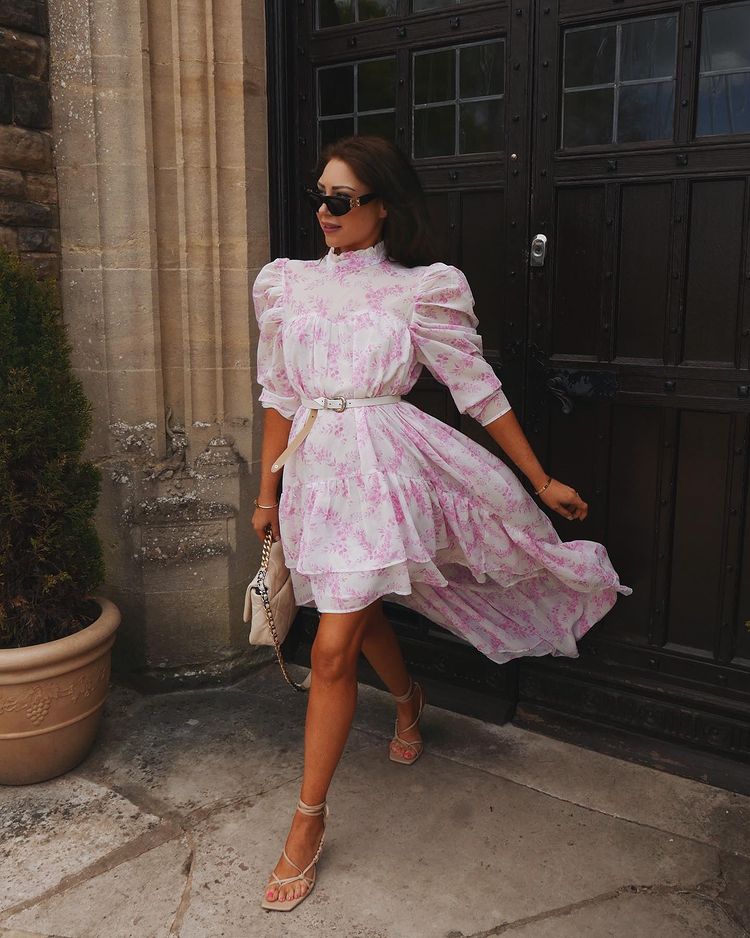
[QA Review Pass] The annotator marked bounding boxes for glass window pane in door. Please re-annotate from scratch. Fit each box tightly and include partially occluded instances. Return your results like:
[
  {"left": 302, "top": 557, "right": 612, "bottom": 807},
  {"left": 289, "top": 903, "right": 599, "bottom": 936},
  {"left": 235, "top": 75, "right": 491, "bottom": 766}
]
[
  {"left": 459, "top": 41, "right": 504, "bottom": 98},
  {"left": 562, "top": 88, "right": 614, "bottom": 146},
  {"left": 697, "top": 72, "right": 750, "bottom": 136},
  {"left": 618, "top": 81, "right": 675, "bottom": 142},
  {"left": 564, "top": 26, "right": 616, "bottom": 88},
  {"left": 320, "top": 117, "right": 355, "bottom": 148},
  {"left": 700, "top": 3, "right": 750, "bottom": 71},
  {"left": 414, "top": 105, "right": 455, "bottom": 157},
  {"left": 620, "top": 16, "right": 677, "bottom": 81},
  {"left": 359, "top": 0, "right": 397, "bottom": 19},
  {"left": 358, "top": 58, "right": 396, "bottom": 112},
  {"left": 414, "top": 50, "right": 456, "bottom": 104},
  {"left": 459, "top": 99, "right": 503, "bottom": 152},
  {"left": 358, "top": 112, "right": 396, "bottom": 139},
  {"left": 319, "top": 65, "right": 354, "bottom": 116},
  {"left": 318, "top": 0, "right": 354, "bottom": 27}
]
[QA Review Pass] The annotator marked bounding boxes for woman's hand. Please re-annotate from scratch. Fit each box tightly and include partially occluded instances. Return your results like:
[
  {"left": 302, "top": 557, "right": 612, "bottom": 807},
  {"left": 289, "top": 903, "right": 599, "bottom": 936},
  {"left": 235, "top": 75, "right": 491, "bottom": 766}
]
[
  {"left": 482, "top": 411, "right": 587, "bottom": 522},
  {"left": 252, "top": 504, "right": 281, "bottom": 543},
  {"left": 538, "top": 479, "right": 588, "bottom": 521}
]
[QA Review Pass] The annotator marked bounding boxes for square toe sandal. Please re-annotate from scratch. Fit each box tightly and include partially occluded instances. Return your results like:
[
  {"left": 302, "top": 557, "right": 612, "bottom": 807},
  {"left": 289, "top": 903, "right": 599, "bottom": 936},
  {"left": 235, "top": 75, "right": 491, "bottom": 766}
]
[
  {"left": 389, "top": 678, "right": 425, "bottom": 764},
  {"left": 260, "top": 797, "right": 329, "bottom": 912}
]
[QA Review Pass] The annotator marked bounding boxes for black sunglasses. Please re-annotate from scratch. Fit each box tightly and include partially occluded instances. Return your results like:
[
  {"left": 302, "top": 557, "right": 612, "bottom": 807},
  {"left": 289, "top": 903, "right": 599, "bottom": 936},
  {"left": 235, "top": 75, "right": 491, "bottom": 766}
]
[{"left": 303, "top": 187, "right": 379, "bottom": 217}]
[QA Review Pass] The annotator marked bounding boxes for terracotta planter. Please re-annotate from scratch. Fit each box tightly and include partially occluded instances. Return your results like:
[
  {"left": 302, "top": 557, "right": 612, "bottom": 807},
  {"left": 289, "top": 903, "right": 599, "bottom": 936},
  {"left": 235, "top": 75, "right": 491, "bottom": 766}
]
[{"left": 0, "top": 596, "right": 121, "bottom": 785}]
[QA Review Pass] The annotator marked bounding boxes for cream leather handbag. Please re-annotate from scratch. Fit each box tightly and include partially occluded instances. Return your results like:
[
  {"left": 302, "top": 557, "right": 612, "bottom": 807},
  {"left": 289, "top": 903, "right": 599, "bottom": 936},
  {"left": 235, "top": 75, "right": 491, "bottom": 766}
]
[{"left": 244, "top": 526, "right": 310, "bottom": 691}]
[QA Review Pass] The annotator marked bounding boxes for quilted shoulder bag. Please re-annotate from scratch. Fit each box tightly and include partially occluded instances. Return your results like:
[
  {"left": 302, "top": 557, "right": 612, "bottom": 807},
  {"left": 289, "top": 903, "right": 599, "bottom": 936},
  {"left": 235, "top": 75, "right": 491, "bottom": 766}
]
[{"left": 244, "top": 526, "right": 310, "bottom": 691}]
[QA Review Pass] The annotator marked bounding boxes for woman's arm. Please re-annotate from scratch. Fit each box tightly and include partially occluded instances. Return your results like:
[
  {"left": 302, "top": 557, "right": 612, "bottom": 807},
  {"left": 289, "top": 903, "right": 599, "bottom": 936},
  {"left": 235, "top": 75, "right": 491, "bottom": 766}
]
[
  {"left": 251, "top": 407, "right": 294, "bottom": 542},
  {"left": 483, "top": 409, "right": 588, "bottom": 522}
]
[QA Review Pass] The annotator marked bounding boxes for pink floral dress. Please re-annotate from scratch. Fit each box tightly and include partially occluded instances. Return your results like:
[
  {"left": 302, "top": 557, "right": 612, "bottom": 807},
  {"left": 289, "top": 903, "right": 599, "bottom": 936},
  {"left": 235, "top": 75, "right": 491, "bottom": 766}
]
[{"left": 253, "top": 240, "right": 631, "bottom": 665}]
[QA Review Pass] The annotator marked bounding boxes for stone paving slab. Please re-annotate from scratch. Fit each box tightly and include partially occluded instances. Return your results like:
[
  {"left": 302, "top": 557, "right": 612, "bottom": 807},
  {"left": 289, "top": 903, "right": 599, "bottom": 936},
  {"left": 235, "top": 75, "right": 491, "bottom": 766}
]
[
  {"left": 718, "top": 852, "right": 750, "bottom": 933},
  {"left": 177, "top": 742, "right": 720, "bottom": 938},
  {"left": 501, "top": 890, "right": 746, "bottom": 937},
  {"left": 77, "top": 681, "right": 374, "bottom": 818},
  {"left": 365, "top": 694, "right": 750, "bottom": 858},
  {"left": 240, "top": 665, "right": 750, "bottom": 858},
  {"left": 4, "top": 838, "right": 191, "bottom": 938},
  {"left": 0, "top": 776, "right": 161, "bottom": 911}
]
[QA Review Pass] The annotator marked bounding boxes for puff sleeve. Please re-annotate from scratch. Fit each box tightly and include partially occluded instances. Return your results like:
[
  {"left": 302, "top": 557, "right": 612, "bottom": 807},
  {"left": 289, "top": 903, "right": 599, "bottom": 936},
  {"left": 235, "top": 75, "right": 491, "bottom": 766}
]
[
  {"left": 409, "top": 263, "right": 512, "bottom": 426},
  {"left": 252, "top": 258, "right": 301, "bottom": 421}
]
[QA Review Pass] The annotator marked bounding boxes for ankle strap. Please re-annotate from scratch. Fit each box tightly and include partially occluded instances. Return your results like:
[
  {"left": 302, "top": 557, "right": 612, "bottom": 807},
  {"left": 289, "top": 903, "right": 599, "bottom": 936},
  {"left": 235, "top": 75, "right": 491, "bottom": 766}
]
[
  {"left": 392, "top": 678, "right": 416, "bottom": 703},
  {"left": 297, "top": 797, "right": 327, "bottom": 816}
]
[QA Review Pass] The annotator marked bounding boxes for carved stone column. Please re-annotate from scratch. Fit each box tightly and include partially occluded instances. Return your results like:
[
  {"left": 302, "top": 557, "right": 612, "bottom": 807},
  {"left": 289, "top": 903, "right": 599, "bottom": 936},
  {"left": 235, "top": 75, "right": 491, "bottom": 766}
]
[{"left": 47, "top": 0, "right": 271, "bottom": 686}]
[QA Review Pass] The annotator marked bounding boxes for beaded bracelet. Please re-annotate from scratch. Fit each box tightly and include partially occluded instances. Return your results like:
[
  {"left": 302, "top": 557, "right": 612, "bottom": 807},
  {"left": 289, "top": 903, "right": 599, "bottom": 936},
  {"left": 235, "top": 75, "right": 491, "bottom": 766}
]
[
  {"left": 534, "top": 476, "right": 553, "bottom": 496},
  {"left": 254, "top": 496, "right": 279, "bottom": 509}
]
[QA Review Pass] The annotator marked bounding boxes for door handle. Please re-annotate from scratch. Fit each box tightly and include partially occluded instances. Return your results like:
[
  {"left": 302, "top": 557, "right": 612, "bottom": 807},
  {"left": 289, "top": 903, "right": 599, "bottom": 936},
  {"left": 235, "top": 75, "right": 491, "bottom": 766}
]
[
  {"left": 547, "top": 375, "right": 574, "bottom": 414},
  {"left": 545, "top": 368, "right": 619, "bottom": 415},
  {"left": 530, "top": 233, "right": 547, "bottom": 267}
]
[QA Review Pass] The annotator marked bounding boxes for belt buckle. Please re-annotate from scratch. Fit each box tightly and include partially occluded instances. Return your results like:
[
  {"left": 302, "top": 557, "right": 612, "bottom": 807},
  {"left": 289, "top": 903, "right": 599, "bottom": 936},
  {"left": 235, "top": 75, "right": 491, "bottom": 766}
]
[{"left": 328, "top": 396, "right": 347, "bottom": 412}]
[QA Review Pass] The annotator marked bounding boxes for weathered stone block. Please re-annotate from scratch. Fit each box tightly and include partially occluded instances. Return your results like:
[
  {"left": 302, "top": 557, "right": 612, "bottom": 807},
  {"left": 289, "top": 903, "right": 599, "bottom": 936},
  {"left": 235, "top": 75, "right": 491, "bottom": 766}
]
[
  {"left": 0, "top": 196, "right": 55, "bottom": 225},
  {"left": 54, "top": 165, "right": 100, "bottom": 263},
  {"left": 0, "top": 28, "right": 47, "bottom": 80},
  {"left": 0, "top": 123, "right": 51, "bottom": 170},
  {"left": 59, "top": 267, "right": 106, "bottom": 371},
  {"left": 23, "top": 169, "right": 55, "bottom": 202},
  {"left": 0, "top": 225, "right": 18, "bottom": 250},
  {"left": 0, "top": 166, "right": 23, "bottom": 197},
  {"left": 0, "top": 74, "right": 12, "bottom": 123},
  {"left": 19, "top": 250, "right": 58, "bottom": 279},
  {"left": 18, "top": 224, "right": 58, "bottom": 251},
  {"left": 0, "top": 1, "right": 47, "bottom": 37},
  {"left": 98, "top": 267, "right": 159, "bottom": 372},
  {"left": 12, "top": 75, "right": 50, "bottom": 128}
]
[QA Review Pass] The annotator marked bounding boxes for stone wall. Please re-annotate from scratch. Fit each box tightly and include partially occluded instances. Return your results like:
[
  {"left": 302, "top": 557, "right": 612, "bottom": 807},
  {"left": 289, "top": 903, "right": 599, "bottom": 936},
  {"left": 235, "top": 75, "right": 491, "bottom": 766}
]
[
  {"left": 0, "top": 0, "right": 59, "bottom": 279},
  {"left": 47, "top": 0, "right": 273, "bottom": 687}
]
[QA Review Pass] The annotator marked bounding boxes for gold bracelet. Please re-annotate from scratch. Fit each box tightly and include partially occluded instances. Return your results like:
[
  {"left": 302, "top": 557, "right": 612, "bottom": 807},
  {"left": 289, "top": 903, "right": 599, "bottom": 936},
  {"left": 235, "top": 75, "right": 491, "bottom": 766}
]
[
  {"left": 534, "top": 476, "right": 553, "bottom": 496},
  {"left": 254, "top": 496, "right": 279, "bottom": 509}
]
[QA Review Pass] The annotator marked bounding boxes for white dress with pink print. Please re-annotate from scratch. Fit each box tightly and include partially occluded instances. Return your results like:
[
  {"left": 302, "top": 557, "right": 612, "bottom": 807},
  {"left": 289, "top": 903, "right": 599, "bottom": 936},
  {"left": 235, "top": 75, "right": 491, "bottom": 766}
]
[{"left": 253, "top": 239, "right": 631, "bottom": 665}]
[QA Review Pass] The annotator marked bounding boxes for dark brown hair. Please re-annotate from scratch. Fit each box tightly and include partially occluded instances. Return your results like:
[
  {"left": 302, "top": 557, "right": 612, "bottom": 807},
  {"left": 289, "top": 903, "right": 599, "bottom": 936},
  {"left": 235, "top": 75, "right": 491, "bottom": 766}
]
[{"left": 313, "top": 135, "right": 439, "bottom": 268}]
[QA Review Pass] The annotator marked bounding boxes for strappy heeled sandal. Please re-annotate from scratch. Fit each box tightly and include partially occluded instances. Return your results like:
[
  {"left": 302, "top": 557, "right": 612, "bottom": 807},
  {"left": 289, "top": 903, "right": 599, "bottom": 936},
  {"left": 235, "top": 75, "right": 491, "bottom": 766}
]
[
  {"left": 389, "top": 678, "right": 425, "bottom": 764},
  {"left": 261, "top": 797, "right": 329, "bottom": 912}
]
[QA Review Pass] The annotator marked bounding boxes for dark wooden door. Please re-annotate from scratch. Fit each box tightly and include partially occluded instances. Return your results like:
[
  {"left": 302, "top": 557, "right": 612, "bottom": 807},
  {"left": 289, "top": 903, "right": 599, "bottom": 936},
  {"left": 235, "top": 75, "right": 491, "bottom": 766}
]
[
  {"left": 518, "top": 0, "right": 750, "bottom": 761},
  {"left": 267, "top": 0, "right": 750, "bottom": 754},
  {"left": 274, "top": 0, "right": 533, "bottom": 721}
]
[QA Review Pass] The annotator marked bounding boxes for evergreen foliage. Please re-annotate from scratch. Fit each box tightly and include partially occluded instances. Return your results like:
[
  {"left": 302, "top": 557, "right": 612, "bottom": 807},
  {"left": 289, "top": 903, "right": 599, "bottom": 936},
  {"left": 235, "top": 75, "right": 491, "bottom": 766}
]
[{"left": 0, "top": 248, "right": 105, "bottom": 649}]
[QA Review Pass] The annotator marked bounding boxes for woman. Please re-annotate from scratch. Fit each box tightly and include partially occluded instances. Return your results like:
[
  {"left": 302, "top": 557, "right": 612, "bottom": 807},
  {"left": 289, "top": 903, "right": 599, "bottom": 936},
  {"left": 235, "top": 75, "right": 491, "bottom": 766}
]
[{"left": 252, "top": 135, "right": 631, "bottom": 912}]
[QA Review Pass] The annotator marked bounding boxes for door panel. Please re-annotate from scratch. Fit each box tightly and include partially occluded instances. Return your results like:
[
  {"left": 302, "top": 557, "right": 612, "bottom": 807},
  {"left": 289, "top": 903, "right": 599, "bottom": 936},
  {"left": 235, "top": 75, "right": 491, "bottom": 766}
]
[
  {"left": 667, "top": 410, "right": 734, "bottom": 654},
  {"left": 604, "top": 404, "right": 661, "bottom": 644},
  {"left": 522, "top": 0, "right": 750, "bottom": 759},
  {"left": 459, "top": 188, "right": 506, "bottom": 355},
  {"left": 423, "top": 190, "right": 452, "bottom": 258},
  {"left": 615, "top": 182, "right": 672, "bottom": 363},
  {"left": 737, "top": 485, "right": 750, "bottom": 664},
  {"left": 551, "top": 185, "right": 606, "bottom": 359},
  {"left": 682, "top": 178, "right": 745, "bottom": 367}
]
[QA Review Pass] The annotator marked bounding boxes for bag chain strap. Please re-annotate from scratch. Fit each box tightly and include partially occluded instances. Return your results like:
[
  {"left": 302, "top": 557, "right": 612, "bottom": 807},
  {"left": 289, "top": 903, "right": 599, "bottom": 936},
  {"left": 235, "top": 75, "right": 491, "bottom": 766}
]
[{"left": 256, "top": 526, "right": 308, "bottom": 692}]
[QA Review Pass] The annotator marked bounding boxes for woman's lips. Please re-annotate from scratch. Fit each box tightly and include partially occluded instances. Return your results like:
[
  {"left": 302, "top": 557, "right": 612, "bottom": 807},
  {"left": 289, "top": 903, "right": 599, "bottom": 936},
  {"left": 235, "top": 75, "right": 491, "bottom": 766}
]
[{"left": 320, "top": 222, "right": 341, "bottom": 231}]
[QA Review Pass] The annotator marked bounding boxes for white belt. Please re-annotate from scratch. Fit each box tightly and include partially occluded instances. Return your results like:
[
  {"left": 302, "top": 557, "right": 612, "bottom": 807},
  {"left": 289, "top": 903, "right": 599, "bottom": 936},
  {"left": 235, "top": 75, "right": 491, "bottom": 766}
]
[{"left": 271, "top": 394, "right": 402, "bottom": 473}]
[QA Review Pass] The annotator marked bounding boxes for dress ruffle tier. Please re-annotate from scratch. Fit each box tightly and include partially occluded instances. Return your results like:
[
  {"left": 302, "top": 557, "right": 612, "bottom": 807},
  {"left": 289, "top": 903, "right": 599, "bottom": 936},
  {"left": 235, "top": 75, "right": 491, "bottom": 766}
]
[{"left": 252, "top": 240, "right": 631, "bottom": 666}]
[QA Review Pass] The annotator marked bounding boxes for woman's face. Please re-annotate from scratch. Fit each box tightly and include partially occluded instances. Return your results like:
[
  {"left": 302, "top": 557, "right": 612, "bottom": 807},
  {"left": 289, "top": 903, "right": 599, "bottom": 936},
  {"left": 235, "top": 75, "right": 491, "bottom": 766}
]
[{"left": 315, "top": 157, "right": 387, "bottom": 253}]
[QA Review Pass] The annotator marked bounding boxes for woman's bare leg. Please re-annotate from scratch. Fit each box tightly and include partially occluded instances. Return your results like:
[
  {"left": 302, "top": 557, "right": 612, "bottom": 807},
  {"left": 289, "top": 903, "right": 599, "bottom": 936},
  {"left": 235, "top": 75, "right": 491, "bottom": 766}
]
[
  {"left": 265, "top": 602, "right": 374, "bottom": 904},
  {"left": 360, "top": 600, "right": 424, "bottom": 761}
]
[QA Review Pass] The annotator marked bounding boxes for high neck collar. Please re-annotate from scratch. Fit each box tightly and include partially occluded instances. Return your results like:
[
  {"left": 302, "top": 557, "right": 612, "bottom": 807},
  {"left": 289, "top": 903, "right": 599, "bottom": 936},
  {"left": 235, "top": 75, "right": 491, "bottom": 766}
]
[{"left": 324, "top": 240, "right": 388, "bottom": 272}]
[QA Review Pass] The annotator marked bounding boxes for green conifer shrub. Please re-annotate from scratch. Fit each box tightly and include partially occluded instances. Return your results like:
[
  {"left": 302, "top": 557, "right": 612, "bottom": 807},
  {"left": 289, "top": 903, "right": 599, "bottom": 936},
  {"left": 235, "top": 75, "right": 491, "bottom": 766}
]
[{"left": 0, "top": 248, "right": 105, "bottom": 649}]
